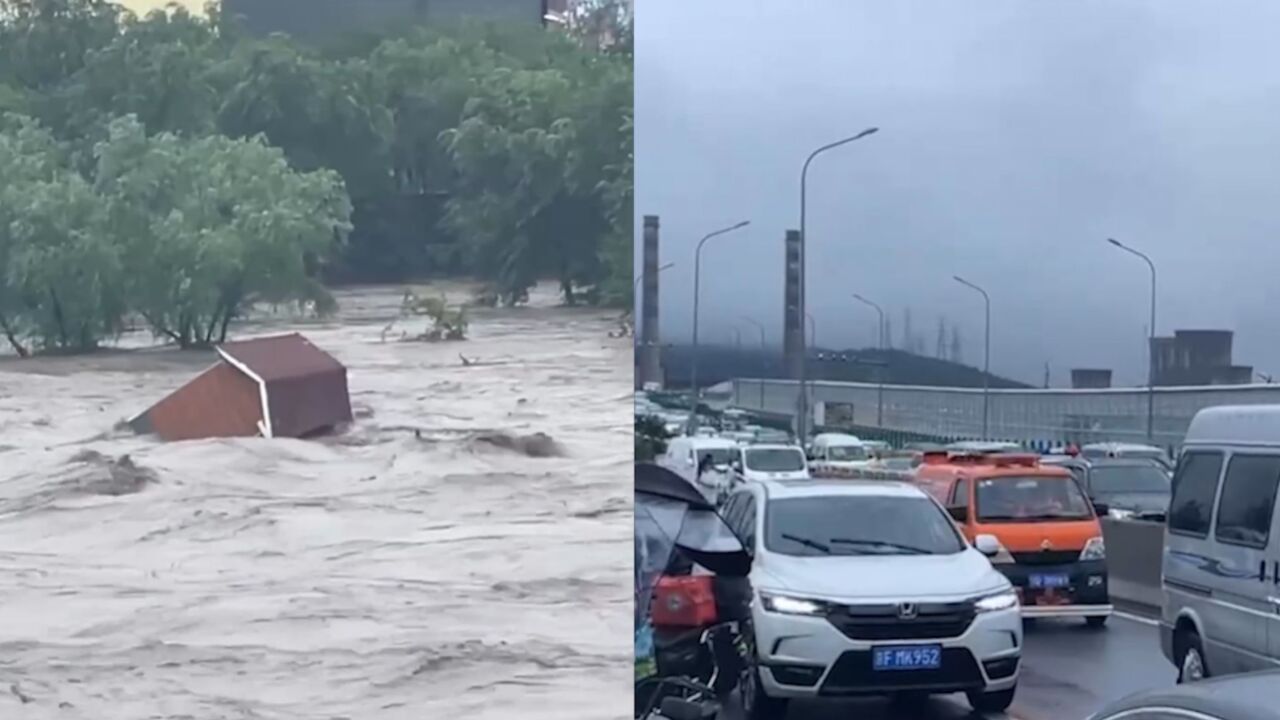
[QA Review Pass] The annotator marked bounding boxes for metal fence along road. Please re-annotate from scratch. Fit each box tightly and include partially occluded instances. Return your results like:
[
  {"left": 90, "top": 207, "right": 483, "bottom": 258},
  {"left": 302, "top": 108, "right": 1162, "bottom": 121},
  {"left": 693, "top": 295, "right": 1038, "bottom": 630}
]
[{"left": 730, "top": 378, "right": 1280, "bottom": 449}]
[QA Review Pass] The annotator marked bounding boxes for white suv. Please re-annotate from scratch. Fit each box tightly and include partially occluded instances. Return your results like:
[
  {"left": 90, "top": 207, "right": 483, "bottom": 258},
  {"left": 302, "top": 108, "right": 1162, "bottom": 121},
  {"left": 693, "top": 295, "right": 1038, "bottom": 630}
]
[{"left": 720, "top": 479, "right": 1022, "bottom": 718}]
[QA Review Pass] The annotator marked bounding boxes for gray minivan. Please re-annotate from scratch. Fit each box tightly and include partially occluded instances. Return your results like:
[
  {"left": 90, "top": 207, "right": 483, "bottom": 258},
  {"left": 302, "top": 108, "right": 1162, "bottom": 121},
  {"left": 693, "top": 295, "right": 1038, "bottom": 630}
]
[{"left": 1161, "top": 405, "right": 1280, "bottom": 683}]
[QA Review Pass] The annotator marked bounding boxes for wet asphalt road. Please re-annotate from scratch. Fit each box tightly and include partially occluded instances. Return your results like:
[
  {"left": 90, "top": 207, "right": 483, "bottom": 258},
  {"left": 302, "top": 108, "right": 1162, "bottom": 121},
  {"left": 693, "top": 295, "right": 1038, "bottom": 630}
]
[{"left": 722, "top": 614, "right": 1174, "bottom": 720}]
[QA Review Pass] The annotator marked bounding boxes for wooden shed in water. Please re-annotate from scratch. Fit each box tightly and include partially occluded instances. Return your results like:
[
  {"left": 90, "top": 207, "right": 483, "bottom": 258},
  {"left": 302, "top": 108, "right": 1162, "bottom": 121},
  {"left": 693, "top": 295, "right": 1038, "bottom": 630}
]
[{"left": 129, "top": 333, "right": 353, "bottom": 441}]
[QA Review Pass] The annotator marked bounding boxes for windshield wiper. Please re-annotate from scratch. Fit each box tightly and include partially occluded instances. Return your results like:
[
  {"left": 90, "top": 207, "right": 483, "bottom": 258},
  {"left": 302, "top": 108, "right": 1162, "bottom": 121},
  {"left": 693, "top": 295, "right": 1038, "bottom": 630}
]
[
  {"left": 829, "top": 538, "right": 931, "bottom": 554},
  {"left": 781, "top": 533, "right": 830, "bottom": 553}
]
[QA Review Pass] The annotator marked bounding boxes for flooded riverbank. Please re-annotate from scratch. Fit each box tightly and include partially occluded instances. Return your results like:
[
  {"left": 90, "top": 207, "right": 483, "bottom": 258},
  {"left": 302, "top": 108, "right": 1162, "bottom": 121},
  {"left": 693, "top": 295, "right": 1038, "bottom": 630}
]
[{"left": 0, "top": 285, "right": 632, "bottom": 720}]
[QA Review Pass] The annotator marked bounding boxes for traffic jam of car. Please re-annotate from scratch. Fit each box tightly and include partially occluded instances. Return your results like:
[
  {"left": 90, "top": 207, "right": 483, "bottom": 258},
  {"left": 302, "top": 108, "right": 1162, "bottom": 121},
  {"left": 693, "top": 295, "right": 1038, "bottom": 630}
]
[{"left": 637, "top": 403, "right": 1280, "bottom": 719}]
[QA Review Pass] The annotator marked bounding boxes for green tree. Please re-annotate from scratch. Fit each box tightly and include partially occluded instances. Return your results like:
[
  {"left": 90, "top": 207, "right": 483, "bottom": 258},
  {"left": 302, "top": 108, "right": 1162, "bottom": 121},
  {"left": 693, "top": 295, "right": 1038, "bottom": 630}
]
[
  {"left": 0, "top": 0, "right": 123, "bottom": 92},
  {"left": 47, "top": 6, "right": 227, "bottom": 155},
  {"left": 0, "top": 114, "right": 123, "bottom": 353},
  {"left": 93, "top": 115, "right": 353, "bottom": 347},
  {"left": 0, "top": 4, "right": 635, "bottom": 356}
]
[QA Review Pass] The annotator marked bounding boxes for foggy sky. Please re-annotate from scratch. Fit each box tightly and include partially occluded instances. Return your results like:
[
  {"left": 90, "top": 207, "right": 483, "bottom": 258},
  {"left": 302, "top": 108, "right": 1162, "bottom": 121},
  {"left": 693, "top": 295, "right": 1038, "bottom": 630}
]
[{"left": 636, "top": 0, "right": 1280, "bottom": 386}]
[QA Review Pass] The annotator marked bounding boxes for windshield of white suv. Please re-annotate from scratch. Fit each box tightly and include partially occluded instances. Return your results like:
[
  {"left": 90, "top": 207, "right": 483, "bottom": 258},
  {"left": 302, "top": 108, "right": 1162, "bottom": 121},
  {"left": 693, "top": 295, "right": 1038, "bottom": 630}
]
[
  {"left": 744, "top": 448, "right": 805, "bottom": 472},
  {"left": 825, "top": 445, "right": 868, "bottom": 461},
  {"left": 974, "top": 475, "right": 1094, "bottom": 522},
  {"left": 765, "top": 495, "right": 964, "bottom": 556}
]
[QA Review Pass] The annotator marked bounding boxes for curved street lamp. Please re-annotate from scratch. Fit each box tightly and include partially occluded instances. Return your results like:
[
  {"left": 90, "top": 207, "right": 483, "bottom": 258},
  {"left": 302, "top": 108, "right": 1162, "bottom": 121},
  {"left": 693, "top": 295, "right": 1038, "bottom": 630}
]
[
  {"left": 634, "top": 262, "right": 675, "bottom": 293},
  {"left": 796, "top": 127, "right": 879, "bottom": 441},
  {"left": 851, "top": 293, "right": 886, "bottom": 350},
  {"left": 689, "top": 220, "right": 751, "bottom": 432},
  {"left": 852, "top": 293, "right": 887, "bottom": 426},
  {"left": 1107, "top": 238, "right": 1157, "bottom": 443},
  {"left": 739, "top": 316, "right": 768, "bottom": 410},
  {"left": 954, "top": 275, "right": 991, "bottom": 439}
]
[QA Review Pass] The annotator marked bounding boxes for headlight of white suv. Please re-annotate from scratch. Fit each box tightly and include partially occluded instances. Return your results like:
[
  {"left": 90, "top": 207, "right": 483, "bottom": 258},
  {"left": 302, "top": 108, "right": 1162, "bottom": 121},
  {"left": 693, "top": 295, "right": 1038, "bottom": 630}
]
[
  {"left": 974, "top": 588, "right": 1019, "bottom": 613},
  {"left": 1079, "top": 536, "right": 1106, "bottom": 561},
  {"left": 759, "top": 592, "right": 827, "bottom": 616}
]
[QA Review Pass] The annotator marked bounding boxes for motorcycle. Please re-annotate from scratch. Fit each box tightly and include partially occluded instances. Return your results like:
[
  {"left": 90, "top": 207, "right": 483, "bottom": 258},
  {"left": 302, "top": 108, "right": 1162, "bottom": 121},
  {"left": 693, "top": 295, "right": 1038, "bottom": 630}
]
[{"left": 635, "top": 463, "right": 753, "bottom": 720}]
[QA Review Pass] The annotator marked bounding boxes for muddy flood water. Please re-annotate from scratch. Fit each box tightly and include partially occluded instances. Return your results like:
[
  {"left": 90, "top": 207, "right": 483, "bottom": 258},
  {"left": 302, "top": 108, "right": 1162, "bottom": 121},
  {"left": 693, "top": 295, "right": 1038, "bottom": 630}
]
[{"left": 0, "top": 286, "right": 632, "bottom": 720}]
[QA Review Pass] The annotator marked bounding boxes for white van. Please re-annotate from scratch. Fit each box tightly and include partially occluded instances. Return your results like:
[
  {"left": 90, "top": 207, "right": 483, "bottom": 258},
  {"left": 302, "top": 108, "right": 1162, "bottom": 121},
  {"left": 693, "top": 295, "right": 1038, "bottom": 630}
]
[
  {"left": 1160, "top": 405, "right": 1280, "bottom": 683},
  {"left": 660, "top": 436, "right": 739, "bottom": 501},
  {"left": 807, "top": 433, "right": 874, "bottom": 475}
]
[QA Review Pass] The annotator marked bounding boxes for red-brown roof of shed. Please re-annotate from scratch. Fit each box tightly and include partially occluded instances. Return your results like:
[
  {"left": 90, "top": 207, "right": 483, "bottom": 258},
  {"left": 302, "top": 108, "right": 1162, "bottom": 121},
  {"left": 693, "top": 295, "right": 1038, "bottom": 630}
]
[{"left": 216, "top": 332, "right": 346, "bottom": 383}]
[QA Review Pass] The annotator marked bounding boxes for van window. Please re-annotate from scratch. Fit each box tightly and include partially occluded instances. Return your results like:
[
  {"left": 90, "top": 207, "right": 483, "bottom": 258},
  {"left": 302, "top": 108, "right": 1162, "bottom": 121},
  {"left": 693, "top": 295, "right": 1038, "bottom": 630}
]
[
  {"left": 1214, "top": 455, "right": 1280, "bottom": 549},
  {"left": 1168, "top": 451, "right": 1225, "bottom": 537},
  {"left": 744, "top": 448, "right": 805, "bottom": 472},
  {"left": 951, "top": 478, "right": 970, "bottom": 508}
]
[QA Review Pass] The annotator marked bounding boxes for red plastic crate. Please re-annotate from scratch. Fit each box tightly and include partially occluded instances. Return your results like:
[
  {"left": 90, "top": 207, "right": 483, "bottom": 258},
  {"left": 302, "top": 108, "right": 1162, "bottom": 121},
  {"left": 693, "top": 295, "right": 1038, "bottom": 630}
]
[{"left": 651, "top": 575, "right": 718, "bottom": 628}]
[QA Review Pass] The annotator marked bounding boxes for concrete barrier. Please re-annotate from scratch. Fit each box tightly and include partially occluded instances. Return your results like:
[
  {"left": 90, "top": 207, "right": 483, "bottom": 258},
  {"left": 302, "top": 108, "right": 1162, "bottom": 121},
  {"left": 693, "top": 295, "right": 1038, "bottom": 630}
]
[{"left": 1101, "top": 517, "right": 1165, "bottom": 610}]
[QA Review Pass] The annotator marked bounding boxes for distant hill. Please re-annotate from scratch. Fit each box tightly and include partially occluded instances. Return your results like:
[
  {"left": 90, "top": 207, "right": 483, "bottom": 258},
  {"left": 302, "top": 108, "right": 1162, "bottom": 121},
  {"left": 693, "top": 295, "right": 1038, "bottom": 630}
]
[{"left": 656, "top": 345, "right": 1031, "bottom": 390}]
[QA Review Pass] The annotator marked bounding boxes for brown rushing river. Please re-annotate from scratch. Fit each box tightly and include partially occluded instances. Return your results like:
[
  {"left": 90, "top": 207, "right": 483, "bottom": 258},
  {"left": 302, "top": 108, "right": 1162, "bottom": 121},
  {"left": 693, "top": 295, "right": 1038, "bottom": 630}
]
[{"left": 0, "top": 285, "right": 632, "bottom": 720}]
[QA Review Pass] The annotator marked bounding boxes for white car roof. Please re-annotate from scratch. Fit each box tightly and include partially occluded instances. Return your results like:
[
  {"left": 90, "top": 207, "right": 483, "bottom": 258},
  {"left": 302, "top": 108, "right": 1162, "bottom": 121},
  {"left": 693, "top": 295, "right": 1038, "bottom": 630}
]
[
  {"left": 678, "top": 436, "right": 739, "bottom": 450},
  {"left": 1185, "top": 405, "right": 1280, "bottom": 447},
  {"left": 761, "top": 479, "right": 927, "bottom": 500},
  {"left": 1081, "top": 442, "right": 1162, "bottom": 451},
  {"left": 812, "top": 432, "right": 863, "bottom": 445},
  {"left": 947, "top": 441, "right": 1022, "bottom": 451},
  {"left": 744, "top": 443, "right": 804, "bottom": 452}
]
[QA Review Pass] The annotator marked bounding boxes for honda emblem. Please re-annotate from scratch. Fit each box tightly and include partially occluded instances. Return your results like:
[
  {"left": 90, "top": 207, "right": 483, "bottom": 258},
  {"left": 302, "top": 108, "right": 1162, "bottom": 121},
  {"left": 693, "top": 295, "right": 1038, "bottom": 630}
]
[{"left": 897, "top": 602, "right": 918, "bottom": 619}]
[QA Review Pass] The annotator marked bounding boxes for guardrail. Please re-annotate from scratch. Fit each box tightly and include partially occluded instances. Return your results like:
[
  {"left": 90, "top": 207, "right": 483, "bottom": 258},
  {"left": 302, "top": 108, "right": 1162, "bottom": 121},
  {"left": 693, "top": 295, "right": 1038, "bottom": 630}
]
[
  {"left": 1101, "top": 517, "right": 1165, "bottom": 611},
  {"left": 732, "top": 377, "right": 1280, "bottom": 448}
]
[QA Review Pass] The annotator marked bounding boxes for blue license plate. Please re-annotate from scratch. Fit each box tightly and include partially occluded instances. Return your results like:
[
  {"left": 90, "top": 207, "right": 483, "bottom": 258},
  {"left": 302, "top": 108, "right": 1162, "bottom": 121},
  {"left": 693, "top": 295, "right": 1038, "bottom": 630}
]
[
  {"left": 1029, "top": 574, "right": 1070, "bottom": 589},
  {"left": 872, "top": 645, "right": 942, "bottom": 671}
]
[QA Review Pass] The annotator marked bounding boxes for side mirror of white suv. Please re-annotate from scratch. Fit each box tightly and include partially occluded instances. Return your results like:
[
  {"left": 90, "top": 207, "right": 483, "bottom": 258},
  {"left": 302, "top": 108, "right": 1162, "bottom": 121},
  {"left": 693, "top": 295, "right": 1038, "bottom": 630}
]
[{"left": 974, "top": 534, "right": 1001, "bottom": 557}]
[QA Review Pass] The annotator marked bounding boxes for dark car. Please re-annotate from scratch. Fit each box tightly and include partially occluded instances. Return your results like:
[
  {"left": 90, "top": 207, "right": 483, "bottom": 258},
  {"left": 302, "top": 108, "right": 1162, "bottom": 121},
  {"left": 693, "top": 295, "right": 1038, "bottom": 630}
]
[
  {"left": 1086, "top": 669, "right": 1280, "bottom": 720},
  {"left": 1041, "top": 456, "right": 1170, "bottom": 520}
]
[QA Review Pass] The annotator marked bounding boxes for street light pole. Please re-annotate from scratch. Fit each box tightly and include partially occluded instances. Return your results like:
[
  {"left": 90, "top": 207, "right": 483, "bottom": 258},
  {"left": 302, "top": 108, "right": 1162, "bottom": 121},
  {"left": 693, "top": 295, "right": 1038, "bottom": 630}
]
[
  {"left": 740, "top": 316, "right": 767, "bottom": 410},
  {"left": 852, "top": 293, "right": 887, "bottom": 426},
  {"left": 739, "top": 316, "right": 766, "bottom": 350},
  {"left": 690, "top": 220, "right": 751, "bottom": 433},
  {"left": 851, "top": 294, "right": 886, "bottom": 351},
  {"left": 797, "top": 127, "right": 879, "bottom": 442},
  {"left": 634, "top": 261, "right": 674, "bottom": 364},
  {"left": 954, "top": 276, "right": 991, "bottom": 439},
  {"left": 1108, "top": 238, "right": 1157, "bottom": 443},
  {"left": 634, "top": 261, "right": 674, "bottom": 294}
]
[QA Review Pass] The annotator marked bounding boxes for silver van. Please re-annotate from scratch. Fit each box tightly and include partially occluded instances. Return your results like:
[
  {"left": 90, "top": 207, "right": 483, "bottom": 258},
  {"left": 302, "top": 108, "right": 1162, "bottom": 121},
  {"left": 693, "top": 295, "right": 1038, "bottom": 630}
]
[{"left": 1160, "top": 405, "right": 1280, "bottom": 682}]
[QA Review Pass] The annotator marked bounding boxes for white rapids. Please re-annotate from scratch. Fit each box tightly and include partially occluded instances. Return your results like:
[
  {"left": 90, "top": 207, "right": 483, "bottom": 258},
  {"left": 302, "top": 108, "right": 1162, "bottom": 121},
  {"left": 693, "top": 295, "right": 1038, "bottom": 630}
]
[{"left": 0, "top": 285, "right": 632, "bottom": 720}]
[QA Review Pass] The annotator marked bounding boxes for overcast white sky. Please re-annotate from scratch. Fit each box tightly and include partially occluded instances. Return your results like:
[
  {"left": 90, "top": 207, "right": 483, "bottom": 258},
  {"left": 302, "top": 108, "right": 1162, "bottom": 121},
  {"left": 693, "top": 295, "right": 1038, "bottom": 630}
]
[{"left": 636, "top": 0, "right": 1280, "bottom": 385}]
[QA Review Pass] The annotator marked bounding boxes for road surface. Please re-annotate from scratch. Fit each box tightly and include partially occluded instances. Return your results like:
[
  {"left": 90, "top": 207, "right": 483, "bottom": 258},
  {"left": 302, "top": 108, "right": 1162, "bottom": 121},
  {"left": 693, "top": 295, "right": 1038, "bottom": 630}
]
[{"left": 724, "top": 613, "right": 1173, "bottom": 719}]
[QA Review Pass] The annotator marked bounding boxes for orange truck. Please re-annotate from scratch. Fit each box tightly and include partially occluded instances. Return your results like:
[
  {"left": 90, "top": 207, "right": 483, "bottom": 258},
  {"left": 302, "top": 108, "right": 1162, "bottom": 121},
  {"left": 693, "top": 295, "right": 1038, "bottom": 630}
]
[{"left": 914, "top": 452, "right": 1113, "bottom": 626}]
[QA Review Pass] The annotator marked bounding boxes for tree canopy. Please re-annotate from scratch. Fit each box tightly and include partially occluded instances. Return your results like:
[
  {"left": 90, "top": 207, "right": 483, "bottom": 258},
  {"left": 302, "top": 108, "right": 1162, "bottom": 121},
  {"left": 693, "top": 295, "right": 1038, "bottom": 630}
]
[{"left": 0, "top": 0, "right": 633, "bottom": 353}]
